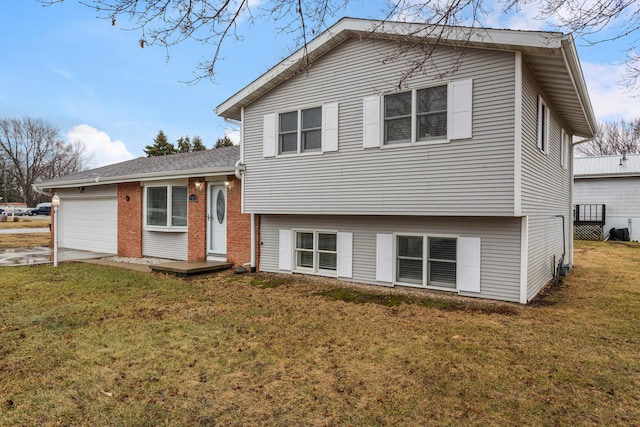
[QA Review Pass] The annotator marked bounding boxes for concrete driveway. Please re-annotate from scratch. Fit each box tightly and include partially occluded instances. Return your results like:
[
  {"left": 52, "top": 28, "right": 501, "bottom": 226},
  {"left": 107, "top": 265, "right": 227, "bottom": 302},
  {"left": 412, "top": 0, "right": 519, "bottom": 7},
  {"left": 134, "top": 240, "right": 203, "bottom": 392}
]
[{"left": 0, "top": 247, "right": 110, "bottom": 266}]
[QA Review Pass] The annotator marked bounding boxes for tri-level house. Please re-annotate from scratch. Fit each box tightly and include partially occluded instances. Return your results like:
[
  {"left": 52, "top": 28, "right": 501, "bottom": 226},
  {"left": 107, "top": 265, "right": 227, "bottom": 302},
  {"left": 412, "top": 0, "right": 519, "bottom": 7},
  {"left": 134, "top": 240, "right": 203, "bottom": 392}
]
[{"left": 216, "top": 18, "right": 597, "bottom": 303}]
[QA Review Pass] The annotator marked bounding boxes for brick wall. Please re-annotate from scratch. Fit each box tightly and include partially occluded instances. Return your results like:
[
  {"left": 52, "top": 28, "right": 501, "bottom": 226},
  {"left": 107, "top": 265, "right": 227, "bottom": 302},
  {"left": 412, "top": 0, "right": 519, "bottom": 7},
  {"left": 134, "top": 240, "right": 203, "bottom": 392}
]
[
  {"left": 188, "top": 177, "right": 207, "bottom": 261},
  {"left": 226, "top": 176, "right": 253, "bottom": 267},
  {"left": 117, "top": 182, "right": 142, "bottom": 258}
]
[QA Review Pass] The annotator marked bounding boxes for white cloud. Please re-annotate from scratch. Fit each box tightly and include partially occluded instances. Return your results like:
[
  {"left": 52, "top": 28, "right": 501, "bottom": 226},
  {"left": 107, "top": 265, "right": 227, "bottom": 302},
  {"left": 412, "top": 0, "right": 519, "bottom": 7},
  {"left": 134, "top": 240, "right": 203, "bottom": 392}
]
[
  {"left": 66, "top": 124, "right": 135, "bottom": 168},
  {"left": 225, "top": 127, "right": 240, "bottom": 145},
  {"left": 582, "top": 61, "right": 640, "bottom": 121}
]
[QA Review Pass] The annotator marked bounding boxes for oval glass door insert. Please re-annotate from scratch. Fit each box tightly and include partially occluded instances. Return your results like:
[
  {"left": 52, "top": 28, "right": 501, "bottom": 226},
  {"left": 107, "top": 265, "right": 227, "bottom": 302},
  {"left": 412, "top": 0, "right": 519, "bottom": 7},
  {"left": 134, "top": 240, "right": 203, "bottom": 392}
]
[{"left": 216, "top": 190, "right": 225, "bottom": 224}]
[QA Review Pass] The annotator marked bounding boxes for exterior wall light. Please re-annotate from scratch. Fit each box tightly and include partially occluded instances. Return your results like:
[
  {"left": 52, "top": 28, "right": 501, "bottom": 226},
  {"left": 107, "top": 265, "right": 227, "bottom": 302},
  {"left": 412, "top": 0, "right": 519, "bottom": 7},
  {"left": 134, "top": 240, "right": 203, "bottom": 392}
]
[{"left": 195, "top": 180, "right": 205, "bottom": 192}]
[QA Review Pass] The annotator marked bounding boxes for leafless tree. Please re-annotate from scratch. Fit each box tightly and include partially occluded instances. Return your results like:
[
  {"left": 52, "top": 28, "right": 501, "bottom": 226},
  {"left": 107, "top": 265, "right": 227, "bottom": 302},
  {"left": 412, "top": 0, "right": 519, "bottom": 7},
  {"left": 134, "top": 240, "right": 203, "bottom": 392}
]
[
  {"left": 576, "top": 118, "right": 640, "bottom": 156},
  {"left": 0, "top": 118, "right": 88, "bottom": 206},
  {"left": 39, "top": 0, "right": 640, "bottom": 89}
]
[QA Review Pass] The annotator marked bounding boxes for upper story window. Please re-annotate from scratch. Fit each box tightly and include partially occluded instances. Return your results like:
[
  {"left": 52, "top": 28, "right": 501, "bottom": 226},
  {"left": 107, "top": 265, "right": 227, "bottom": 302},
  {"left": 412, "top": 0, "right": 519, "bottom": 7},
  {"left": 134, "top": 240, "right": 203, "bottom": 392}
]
[
  {"left": 384, "top": 85, "right": 448, "bottom": 145},
  {"left": 279, "top": 107, "right": 322, "bottom": 154},
  {"left": 537, "top": 96, "right": 549, "bottom": 154},
  {"left": 264, "top": 103, "right": 339, "bottom": 157},
  {"left": 145, "top": 184, "right": 187, "bottom": 229},
  {"left": 363, "top": 79, "right": 472, "bottom": 149}
]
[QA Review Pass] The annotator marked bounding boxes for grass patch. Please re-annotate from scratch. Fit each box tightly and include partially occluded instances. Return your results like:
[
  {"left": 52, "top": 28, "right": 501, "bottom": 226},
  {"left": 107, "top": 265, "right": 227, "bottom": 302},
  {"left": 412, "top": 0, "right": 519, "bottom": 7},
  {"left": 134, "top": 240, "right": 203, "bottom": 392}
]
[
  {"left": 0, "top": 219, "right": 50, "bottom": 229},
  {"left": 316, "top": 287, "right": 459, "bottom": 309},
  {"left": 0, "top": 233, "right": 50, "bottom": 249},
  {"left": 1, "top": 241, "right": 639, "bottom": 426},
  {"left": 249, "top": 274, "right": 294, "bottom": 288}
]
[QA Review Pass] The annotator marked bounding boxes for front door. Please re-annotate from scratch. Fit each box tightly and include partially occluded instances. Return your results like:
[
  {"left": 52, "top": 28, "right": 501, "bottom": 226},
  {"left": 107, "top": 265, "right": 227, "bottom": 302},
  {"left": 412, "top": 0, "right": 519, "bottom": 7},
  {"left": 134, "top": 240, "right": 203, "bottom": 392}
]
[{"left": 207, "top": 184, "right": 227, "bottom": 256}]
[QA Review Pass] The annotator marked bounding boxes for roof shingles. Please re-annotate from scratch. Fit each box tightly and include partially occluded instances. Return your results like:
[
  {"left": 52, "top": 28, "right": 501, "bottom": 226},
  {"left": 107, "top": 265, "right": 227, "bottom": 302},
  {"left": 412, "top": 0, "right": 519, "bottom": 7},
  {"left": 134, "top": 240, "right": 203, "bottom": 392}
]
[{"left": 38, "top": 146, "right": 240, "bottom": 188}]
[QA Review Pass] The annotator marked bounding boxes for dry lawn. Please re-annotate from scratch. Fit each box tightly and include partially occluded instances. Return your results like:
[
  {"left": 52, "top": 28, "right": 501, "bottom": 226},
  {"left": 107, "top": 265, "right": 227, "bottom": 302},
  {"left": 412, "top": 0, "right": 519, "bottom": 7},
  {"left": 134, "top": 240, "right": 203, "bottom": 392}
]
[
  {"left": 0, "top": 219, "right": 50, "bottom": 229},
  {"left": 0, "top": 233, "right": 51, "bottom": 249},
  {"left": 0, "top": 219, "right": 50, "bottom": 248},
  {"left": 0, "top": 240, "right": 638, "bottom": 426}
]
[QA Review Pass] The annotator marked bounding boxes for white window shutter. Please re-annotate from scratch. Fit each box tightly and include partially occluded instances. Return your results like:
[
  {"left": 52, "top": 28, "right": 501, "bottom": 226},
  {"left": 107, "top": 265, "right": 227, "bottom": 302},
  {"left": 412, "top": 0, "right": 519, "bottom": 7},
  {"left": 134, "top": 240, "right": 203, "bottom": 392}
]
[
  {"left": 363, "top": 95, "right": 381, "bottom": 148},
  {"left": 278, "top": 229, "right": 292, "bottom": 271},
  {"left": 263, "top": 113, "right": 277, "bottom": 157},
  {"left": 448, "top": 79, "right": 473, "bottom": 140},
  {"left": 458, "top": 237, "right": 481, "bottom": 293},
  {"left": 337, "top": 232, "right": 353, "bottom": 278},
  {"left": 322, "top": 102, "right": 339, "bottom": 152},
  {"left": 376, "top": 233, "right": 393, "bottom": 283}
]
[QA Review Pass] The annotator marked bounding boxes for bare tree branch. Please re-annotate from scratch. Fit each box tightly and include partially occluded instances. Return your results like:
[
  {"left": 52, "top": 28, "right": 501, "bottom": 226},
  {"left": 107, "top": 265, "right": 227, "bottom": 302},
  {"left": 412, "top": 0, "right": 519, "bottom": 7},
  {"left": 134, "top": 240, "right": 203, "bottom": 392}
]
[
  {"left": 37, "top": 0, "right": 640, "bottom": 90},
  {"left": 0, "top": 118, "right": 88, "bottom": 205},
  {"left": 576, "top": 118, "right": 640, "bottom": 156}
]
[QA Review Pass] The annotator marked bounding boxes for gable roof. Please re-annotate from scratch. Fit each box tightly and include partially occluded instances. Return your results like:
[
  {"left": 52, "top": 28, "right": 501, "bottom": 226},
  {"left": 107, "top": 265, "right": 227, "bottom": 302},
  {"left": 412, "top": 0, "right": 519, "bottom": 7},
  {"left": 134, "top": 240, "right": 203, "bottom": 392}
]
[
  {"left": 216, "top": 17, "right": 596, "bottom": 138},
  {"left": 574, "top": 154, "right": 640, "bottom": 178},
  {"left": 35, "top": 146, "right": 241, "bottom": 189}
]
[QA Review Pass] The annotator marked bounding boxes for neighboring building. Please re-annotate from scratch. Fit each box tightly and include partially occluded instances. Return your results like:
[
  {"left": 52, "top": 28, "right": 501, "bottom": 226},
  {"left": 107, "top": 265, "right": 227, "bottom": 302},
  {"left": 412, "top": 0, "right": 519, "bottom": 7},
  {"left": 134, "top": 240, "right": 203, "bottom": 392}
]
[
  {"left": 216, "top": 18, "right": 597, "bottom": 303},
  {"left": 574, "top": 154, "right": 640, "bottom": 241},
  {"left": 34, "top": 147, "right": 250, "bottom": 266}
]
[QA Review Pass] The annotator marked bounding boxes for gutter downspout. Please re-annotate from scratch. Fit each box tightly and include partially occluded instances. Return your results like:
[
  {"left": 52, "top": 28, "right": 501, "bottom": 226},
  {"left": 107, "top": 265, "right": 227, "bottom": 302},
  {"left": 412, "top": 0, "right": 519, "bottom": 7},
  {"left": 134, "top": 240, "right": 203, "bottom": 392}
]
[
  {"left": 32, "top": 184, "right": 52, "bottom": 198},
  {"left": 234, "top": 159, "right": 243, "bottom": 180},
  {"left": 234, "top": 156, "right": 254, "bottom": 271},
  {"left": 250, "top": 213, "right": 256, "bottom": 273},
  {"left": 572, "top": 135, "right": 597, "bottom": 147}
]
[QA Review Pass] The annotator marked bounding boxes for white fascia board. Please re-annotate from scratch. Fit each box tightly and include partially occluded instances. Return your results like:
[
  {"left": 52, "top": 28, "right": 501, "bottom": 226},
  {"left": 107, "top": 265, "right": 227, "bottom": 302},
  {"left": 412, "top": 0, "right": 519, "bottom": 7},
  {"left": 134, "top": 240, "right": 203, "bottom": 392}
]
[
  {"left": 34, "top": 166, "right": 243, "bottom": 190},
  {"left": 560, "top": 37, "right": 597, "bottom": 137}
]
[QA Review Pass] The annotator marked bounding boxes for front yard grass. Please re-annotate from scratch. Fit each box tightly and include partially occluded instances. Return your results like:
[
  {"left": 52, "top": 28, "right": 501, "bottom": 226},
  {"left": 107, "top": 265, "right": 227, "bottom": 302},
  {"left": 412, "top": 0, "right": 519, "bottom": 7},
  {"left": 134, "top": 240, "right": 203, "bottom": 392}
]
[
  {"left": 0, "top": 233, "right": 50, "bottom": 249},
  {"left": 0, "top": 218, "right": 50, "bottom": 229},
  {"left": 1, "top": 240, "right": 638, "bottom": 425}
]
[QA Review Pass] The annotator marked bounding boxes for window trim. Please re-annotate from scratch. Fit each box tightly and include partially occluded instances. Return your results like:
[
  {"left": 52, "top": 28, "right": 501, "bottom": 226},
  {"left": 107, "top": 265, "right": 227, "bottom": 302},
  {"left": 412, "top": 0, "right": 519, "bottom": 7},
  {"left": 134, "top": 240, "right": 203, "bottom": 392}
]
[
  {"left": 293, "top": 229, "right": 338, "bottom": 276},
  {"left": 560, "top": 129, "right": 569, "bottom": 169},
  {"left": 278, "top": 106, "right": 323, "bottom": 156},
  {"left": 383, "top": 83, "right": 450, "bottom": 146},
  {"left": 537, "top": 95, "right": 550, "bottom": 154},
  {"left": 143, "top": 182, "right": 189, "bottom": 232},
  {"left": 393, "top": 233, "right": 458, "bottom": 291}
]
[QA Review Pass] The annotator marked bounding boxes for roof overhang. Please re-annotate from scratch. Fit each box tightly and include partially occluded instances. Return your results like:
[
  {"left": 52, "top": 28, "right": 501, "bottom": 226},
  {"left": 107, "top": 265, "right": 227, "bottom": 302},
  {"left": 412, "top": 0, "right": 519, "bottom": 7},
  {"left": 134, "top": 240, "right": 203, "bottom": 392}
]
[
  {"left": 33, "top": 166, "right": 243, "bottom": 191},
  {"left": 215, "top": 17, "right": 596, "bottom": 138}
]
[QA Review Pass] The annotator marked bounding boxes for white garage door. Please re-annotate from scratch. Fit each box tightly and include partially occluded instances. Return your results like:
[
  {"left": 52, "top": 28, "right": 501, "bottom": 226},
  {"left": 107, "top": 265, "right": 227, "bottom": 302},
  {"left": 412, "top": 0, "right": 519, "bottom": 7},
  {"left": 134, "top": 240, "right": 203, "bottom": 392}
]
[{"left": 58, "top": 197, "right": 117, "bottom": 254}]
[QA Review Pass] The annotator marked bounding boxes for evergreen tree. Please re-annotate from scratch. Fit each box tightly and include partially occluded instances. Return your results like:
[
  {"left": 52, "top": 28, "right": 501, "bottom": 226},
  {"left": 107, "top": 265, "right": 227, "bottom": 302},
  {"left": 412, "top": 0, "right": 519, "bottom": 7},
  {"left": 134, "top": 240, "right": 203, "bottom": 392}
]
[
  {"left": 192, "top": 135, "right": 206, "bottom": 151},
  {"left": 144, "top": 130, "right": 176, "bottom": 156},
  {"left": 177, "top": 135, "right": 192, "bottom": 153},
  {"left": 214, "top": 135, "right": 234, "bottom": 148}
]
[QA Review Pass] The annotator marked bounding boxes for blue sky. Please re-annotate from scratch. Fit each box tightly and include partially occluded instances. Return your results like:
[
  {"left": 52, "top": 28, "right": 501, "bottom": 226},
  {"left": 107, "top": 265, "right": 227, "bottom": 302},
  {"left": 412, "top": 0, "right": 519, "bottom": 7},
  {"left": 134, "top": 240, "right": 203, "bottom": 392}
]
[{"left": 2, "top": 0, "right": 638, "bottom": 168}]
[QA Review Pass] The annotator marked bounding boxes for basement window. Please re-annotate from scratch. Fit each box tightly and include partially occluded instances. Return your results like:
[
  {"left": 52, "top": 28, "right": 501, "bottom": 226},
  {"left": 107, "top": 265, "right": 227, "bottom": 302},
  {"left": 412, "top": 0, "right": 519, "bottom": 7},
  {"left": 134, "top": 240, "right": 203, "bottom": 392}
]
[
  {"left": 294, "top": 231, "right": 337, "bottom": 274},
  {"left": 396, "top": 235, "right": 457, "bottom": 289}
]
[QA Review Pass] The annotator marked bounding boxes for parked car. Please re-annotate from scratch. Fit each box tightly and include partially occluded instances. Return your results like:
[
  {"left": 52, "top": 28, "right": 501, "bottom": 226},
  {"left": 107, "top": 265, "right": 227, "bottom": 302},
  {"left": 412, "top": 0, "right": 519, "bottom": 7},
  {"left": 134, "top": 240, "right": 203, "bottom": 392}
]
[
  {"left": 11, "top": 207, "right": 28, "bottom": 216},
  {"left": 29, "top": 203, "right": 52, "bottom": 216}
]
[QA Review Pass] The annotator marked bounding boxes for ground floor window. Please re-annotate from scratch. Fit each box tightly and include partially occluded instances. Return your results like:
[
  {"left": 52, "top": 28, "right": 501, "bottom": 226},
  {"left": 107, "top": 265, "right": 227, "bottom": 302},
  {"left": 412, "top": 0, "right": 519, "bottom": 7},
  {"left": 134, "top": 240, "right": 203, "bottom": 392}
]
[
  {"left": 145, "top": 184, "right": 188, "bottom": 229},
  {"left": 295, "top": 231, "right": 337, "bottom": 273},
  {"left": 396, "top": 235, "right": 457, "bottom": 288}
]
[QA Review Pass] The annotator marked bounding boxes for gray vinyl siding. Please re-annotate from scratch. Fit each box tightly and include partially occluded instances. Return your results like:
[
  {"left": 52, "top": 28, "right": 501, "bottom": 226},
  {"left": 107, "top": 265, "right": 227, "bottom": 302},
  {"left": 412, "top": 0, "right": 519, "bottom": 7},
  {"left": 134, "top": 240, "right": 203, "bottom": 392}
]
[
  {"left": 242, "top": 38, "right": 516, "bottom": 216},
  {"left": 526, "top": 215, "right": 567, "bottom": 300},
  {"left": 520, "top": 65, "right": 572, "bottom": 214},
  {"left": 259, "top": 215, "right": 522, "bottom": 303},
  {"left": 142, "top": 230, "right": 188, "bottom": 260},
  {"left": 520, "top": 65, "right": 573, "bottom": 300}
]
